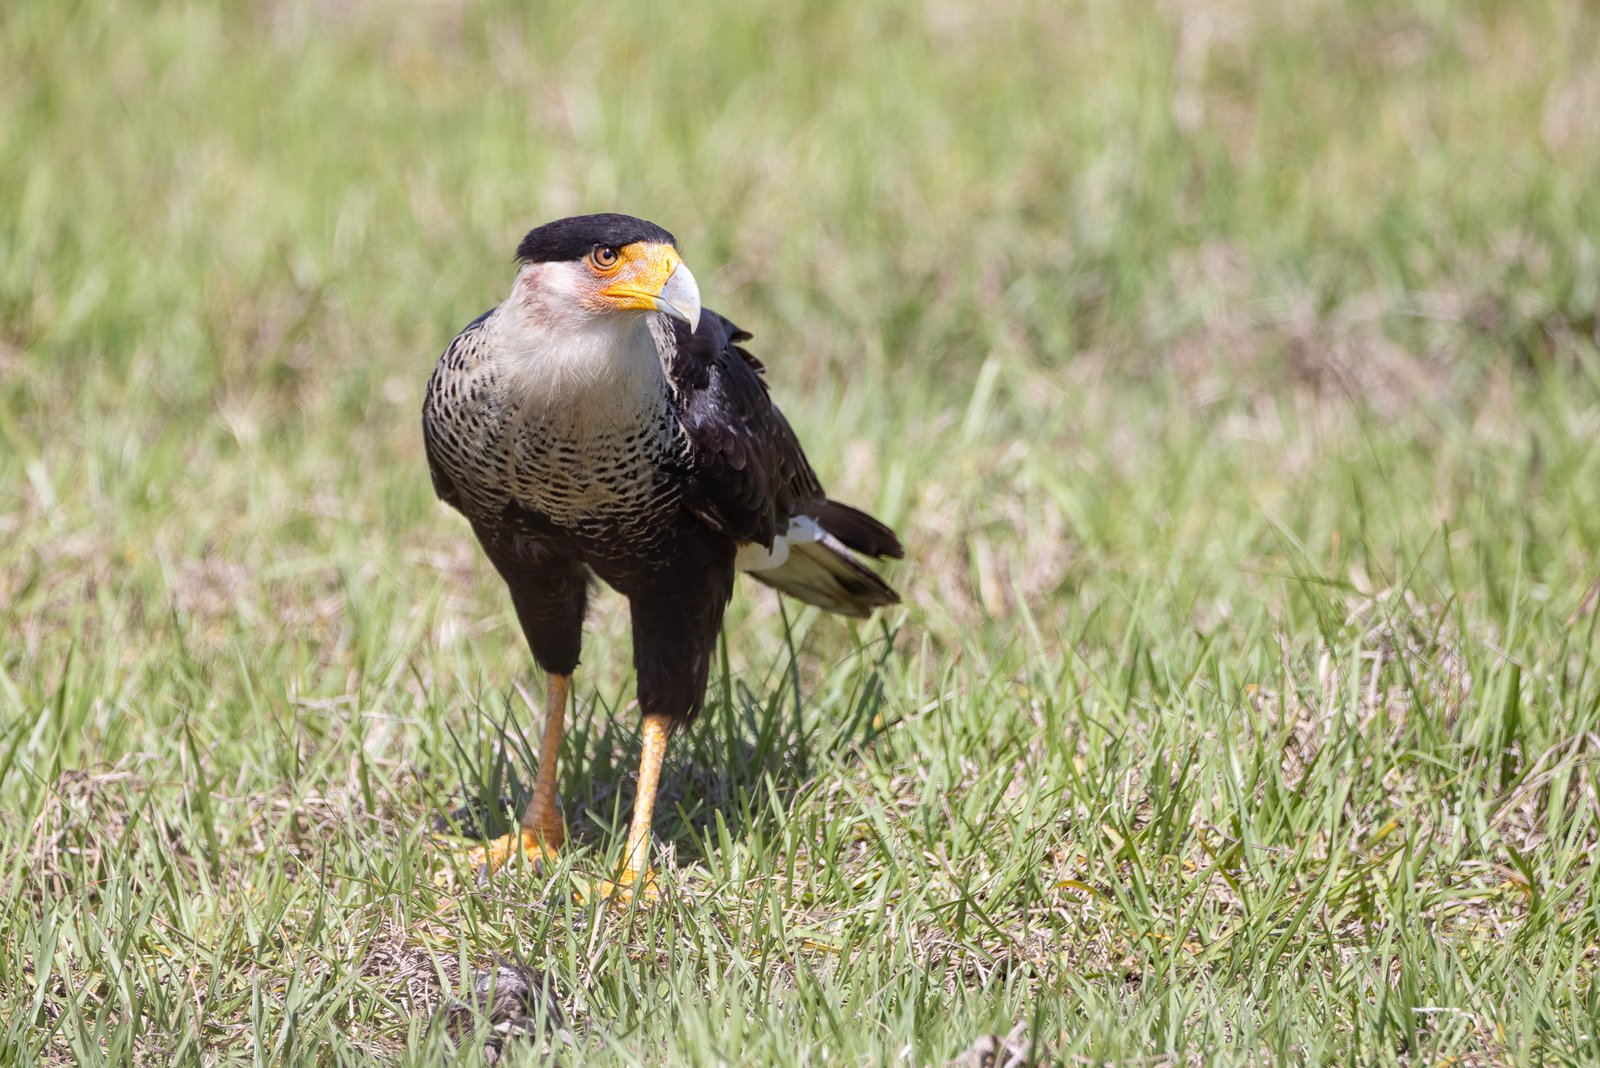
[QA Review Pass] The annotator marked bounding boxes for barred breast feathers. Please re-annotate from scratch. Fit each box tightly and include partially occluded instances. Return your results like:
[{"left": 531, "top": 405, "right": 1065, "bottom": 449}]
[{"left": 425, "top": 300, "right": 684, "bottom": 534}]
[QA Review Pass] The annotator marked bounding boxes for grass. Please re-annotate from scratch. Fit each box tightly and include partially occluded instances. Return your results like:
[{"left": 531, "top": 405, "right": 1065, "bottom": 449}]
[{"left": 3, "top": 0, "right": 1600, "bottom": 1062}]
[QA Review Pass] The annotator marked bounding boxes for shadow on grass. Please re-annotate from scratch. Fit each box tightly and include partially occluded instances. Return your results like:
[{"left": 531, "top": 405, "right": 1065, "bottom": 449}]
[{"left": 437, "top": 611, "right": 902, "bottom": 870}]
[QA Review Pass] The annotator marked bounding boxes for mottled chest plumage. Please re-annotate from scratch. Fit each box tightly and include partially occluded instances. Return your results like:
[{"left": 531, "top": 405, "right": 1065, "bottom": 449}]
[
  {"left": 423, "top": 309, "right": 688, "bottom": 557},
  {"left": 498, "top": 403, "right": 682, "bottom": 531}
]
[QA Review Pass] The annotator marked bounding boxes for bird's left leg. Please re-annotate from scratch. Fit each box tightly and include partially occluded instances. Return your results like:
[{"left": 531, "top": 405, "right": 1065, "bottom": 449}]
[
  {"left": 585, "top": 712, "right": 671, "bottom": 903},
  {"left": 581, "top": 559, "right": 730, "bottom": 905}
]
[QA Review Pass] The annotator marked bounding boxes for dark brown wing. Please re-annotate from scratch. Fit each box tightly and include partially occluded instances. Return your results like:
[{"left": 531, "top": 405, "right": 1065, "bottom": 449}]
[{"left": 656, "top": 310, "right": 824, "bottom": 549}]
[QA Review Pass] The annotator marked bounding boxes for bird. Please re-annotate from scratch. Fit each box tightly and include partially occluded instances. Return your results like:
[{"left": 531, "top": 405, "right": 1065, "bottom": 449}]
[{"left": 423, "top": 213, "right": 902, "bottom": 901}]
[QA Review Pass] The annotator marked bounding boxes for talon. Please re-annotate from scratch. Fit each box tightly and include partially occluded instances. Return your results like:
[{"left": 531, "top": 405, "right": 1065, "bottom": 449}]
[
  {"left": 575, "top": 868, "right": 660, "bottom": 906},
  {"left": 435, "top": 828, "right": 559, "bottom": 890}
]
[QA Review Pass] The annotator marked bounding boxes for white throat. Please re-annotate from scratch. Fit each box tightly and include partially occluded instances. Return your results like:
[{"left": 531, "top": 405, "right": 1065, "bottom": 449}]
[{"left": 489, "top": 266, "right": 669, "bottom": 431}]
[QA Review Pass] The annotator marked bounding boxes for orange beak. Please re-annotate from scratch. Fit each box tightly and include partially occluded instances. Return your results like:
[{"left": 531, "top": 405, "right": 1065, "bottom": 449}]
[{"left": 598, "top": 243, "right": 702, "bottom": 330}]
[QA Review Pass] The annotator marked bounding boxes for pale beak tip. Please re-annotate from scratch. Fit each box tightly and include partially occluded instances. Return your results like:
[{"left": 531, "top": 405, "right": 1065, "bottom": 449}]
[{"left": 656, "top": 261, "right": 702, "bottom": 333}]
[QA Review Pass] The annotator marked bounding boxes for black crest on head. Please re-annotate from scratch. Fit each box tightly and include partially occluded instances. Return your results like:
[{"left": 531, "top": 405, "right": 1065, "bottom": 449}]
[{"left": 515, "top": 214, "right": 677, "bottom": 263}]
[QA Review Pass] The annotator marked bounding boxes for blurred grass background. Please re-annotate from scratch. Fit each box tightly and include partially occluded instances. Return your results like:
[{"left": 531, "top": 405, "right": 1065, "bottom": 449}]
[{"left": 3, "top": 0, "right": 1600, "bottom": 1063}]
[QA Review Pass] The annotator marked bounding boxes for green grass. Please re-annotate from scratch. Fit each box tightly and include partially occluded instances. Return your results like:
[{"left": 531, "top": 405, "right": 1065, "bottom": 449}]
[{"left": 4, "top": 0, "right": 1600, "bottom": 1062}]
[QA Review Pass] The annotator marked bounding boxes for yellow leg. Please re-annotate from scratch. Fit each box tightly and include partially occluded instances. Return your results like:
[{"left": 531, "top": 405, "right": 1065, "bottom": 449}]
[
  {"left": 587, "top": 712, "right": 670, "bottom": 904},
  {"left": 456, "top": 674, "right": 569, "bottom": 881},
  {"left": 520, "top": 673, "right": 568, "bottom": 851}
]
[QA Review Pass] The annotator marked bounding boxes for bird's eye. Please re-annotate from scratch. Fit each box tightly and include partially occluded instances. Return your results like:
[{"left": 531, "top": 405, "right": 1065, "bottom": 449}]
[{"left": 590, "top": 245, "right": 620, "bottom": 270}]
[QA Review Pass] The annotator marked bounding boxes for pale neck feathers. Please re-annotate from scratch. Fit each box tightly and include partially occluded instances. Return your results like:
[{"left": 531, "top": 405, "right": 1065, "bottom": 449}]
[{"left": 485, "top": 263, "right": 671, "bottom": 432}]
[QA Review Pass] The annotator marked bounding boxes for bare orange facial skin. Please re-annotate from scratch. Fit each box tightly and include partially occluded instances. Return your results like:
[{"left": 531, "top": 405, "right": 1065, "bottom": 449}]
[{"left": 589, "top": 242, "right": 684, "bottom": 313}]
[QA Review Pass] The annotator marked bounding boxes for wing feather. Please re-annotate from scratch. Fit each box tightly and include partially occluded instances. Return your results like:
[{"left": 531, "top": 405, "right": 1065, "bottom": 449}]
[{"left": 656, "top": 311, "right": 823, "bottom": 548}]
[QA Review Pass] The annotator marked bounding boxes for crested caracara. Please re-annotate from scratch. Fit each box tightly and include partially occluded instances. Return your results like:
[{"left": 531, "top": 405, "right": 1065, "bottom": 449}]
[{"left": 423, "top": 214, "right": 902, "bottom": 900}]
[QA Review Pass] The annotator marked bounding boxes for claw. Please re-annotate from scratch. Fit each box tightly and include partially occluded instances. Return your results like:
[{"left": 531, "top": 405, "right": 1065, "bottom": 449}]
[
  {"left": 432, "top": 828, "right": 559, "bottom": 891},
  {"left": 575, "top": 867, "right": 660, "bottom": 907}
]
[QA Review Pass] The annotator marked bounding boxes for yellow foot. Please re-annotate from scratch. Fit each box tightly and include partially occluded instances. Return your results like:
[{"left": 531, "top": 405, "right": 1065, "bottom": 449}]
[
  {"left": 433, "top": 828, "right": 559, "bottom": 889},
  {"left": 574, "top": 868, "right": 659, "bottom": 907}
]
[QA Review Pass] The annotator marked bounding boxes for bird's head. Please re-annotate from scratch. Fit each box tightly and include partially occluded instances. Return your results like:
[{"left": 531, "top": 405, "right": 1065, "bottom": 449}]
[{"left": 505, "top": 214, "right": 702, "bottom": 336}]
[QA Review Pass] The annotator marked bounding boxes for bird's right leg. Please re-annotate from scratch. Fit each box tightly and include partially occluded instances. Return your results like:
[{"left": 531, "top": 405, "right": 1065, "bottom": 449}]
[
  {"left": 444, "top": 555, "right": 587, "bottom": 883},
  {"left": 464, "top": 671, "right": 569, "bottom": 877}
]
